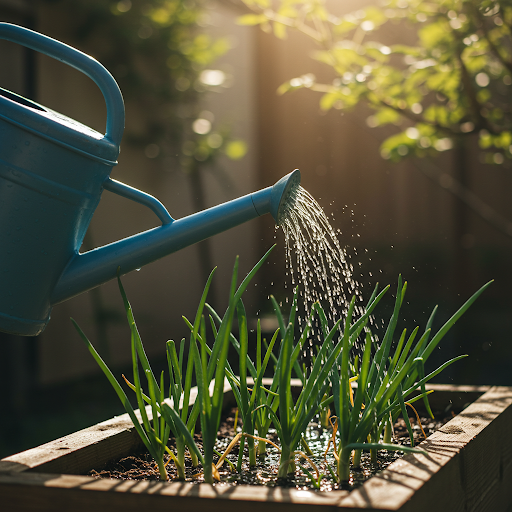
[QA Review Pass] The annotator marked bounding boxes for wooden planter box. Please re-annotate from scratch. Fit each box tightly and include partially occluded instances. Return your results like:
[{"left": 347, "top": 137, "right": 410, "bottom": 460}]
[{"left": 2, "top": 383, "right": 512, "bottom": 512}]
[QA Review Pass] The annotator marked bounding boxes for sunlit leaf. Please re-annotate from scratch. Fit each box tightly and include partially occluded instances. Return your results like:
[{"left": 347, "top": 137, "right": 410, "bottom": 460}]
[
  {"left": 237, "top": 14, "right": 268, "bottom": 26},
  {"left": 320, "top": 91, "right": 342, "bottom": 111},
  {"left": 225, "top": 140, "right": 248, "bottom": 160},
  {"left": 363, "top": 6, "right": 388, "bottom": 27},
  {"left": 273, "top": 21, "right": 288, "bottom": 39},
  {"left": 373, "top": 108, "right": 402, "bottom": 126}
]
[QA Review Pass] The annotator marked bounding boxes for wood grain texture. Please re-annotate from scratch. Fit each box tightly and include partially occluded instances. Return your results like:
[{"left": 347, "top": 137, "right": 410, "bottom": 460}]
[
  {"left": 1, "top": 384, "right": 511, "bottom": 512},
  {"left": 0, "top": 414, "right": 140, "bottom": 475},
  {"left": 0, "top": 380, "right": 228, "bottom": 475},
  {"left": 0, "top": 472, "right": 349, "bottom": 512},
  {"left": 338, "top": 385, "right": 512, "bottom": 511}
]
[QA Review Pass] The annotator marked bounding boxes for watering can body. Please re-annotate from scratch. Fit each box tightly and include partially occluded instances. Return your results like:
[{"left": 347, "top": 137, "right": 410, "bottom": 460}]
[
  {"left": 0, "top": 104, "right": 114, "bottom": 335},
  {"left": 0, "top": 23, "right": 124, "bottom": 336},
  {"left": 0, "top": 23, "right": 300, "bottom": 337}
]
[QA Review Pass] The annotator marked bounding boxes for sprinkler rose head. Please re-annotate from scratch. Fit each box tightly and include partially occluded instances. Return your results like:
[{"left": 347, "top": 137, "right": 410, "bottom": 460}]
[{"left": 270, "top": 169, "right": 301, "bottom": 225}]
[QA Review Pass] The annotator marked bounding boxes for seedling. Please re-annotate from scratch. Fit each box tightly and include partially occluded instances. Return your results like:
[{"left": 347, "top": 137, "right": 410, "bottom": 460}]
[
  {"left": 325, "top": 277, "right": 493, "bottom": 482},
  {"left": 72, "top": 273, "right": 202, "bottom": 481},
  {"left": 73, "top": 246, "right": 491, "bottom": 488},
  {"left": 187, "top": 246, "right": 275, "bottom": 483}
]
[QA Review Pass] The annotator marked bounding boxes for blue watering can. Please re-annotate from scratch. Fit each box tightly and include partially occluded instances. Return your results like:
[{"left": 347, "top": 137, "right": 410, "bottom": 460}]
[{"left": 0, "top": 23, "right": 301, "bottom": 336}]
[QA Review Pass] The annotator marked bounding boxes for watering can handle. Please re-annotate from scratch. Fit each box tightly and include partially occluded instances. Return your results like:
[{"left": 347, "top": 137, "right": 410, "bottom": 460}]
[{"left": 0, "top": 23, "right": 124, "bottom": 146}]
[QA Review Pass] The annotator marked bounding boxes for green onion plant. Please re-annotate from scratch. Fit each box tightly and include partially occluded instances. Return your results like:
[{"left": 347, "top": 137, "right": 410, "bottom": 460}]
[
  {"left": 72, "top": 274, "right": 202, "bottom": 481},
  {"left": 262, "top": 288, "right": 355, "bottom": 478},
  {"left": 72, "top": 246, "right": 491, "bottom": 488},
  {"left": 326, "top": 276, "right": 493, "bottom": 482},
  {"left": 186, "top": 246, "right": 275, "bottom": 483},
  {"left": 205, "top": 295, "right": 281, "bottom": 467}
]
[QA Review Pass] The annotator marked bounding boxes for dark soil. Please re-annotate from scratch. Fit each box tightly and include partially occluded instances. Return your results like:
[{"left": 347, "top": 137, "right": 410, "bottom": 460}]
[{"left": 89, "top": 408, "right": 454, "bottom": 492}]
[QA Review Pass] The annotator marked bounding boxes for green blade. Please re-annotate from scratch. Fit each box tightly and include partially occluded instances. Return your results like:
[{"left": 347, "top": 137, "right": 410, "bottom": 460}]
[
  {"left": 161, "top": 403, "right": 204, "bottom": 465},
  {"left": 398, "top": 382, "right": 414, "bottom": 447},
  {"left": 71, "top": 319, "right": 155, "bottom": 459},
  {"left": 420, "top": 281, "right": 493, "bottom": 361}
]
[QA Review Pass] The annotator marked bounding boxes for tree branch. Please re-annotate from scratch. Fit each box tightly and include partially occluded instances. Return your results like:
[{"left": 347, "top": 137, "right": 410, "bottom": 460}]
[
  {"left": 245, "top": 5, "right": 325, "bottom": 43},
  {"left": 415, "top": 157, "right": 512, "bottom": 239},
  {"left": 368, "top": 94, "right": 455, "bottom": 135}
]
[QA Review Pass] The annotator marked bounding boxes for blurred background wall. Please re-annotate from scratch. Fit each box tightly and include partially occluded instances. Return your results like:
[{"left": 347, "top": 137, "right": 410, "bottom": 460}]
[{"left": 1, "top": 0, "right": 511, "bottom": 458}]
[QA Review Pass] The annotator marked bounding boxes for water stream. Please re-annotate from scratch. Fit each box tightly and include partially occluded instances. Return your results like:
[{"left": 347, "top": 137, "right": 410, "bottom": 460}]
[{"left": 278, "top": 186, "right": 366, "bottom": 353}]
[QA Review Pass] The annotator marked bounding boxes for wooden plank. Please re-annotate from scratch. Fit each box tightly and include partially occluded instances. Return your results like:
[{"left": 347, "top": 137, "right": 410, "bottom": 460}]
[
  {"left": 0, "top": 472, "right": 349, "bottom": 512},
  {"left": 0, "top": 382, "right": 483, "bottom": 475},
  {"left": 407, "top": 384, "right": 490, "bottom": 413},
  {"left": 337, "top": 385, "right": 512, "bottom": 511},
  {"left": 0, "top": 413, "right": 141, "bottom": 475},
  {"left": 1, "top": 385, "right": 510, "bottom": 512},
  {"left": 0, "top": 381, "right": 233, "bottom": 475}
]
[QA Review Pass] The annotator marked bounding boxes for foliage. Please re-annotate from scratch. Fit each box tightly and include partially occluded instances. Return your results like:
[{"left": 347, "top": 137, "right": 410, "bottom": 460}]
[
  {"left": 238, "top": 0, "right": 512, "bottom": 165},
  {"left": 259, "top": 290, "right": 343, "bottom": 477},
  {"left": 206, "top": 299, "right": 280, "bottom": 468},
  {"left": 266, "top": 286, "right": 397, "bottom": 479},
  {"left": 72, "top": 287, "right": 178, "bottom": 480},
  {"left": 42, "top": 0, "right": 246, "bottom": 168},
  {"left": 73, "top": 248, "right": 491, "bottom": 485},
  {"left": 73, "top": 272, "right": 205, "bottom": 481},
  {"left": 325, "top": 276, "right": 492, "bottom": 482},
  {"left": 184, "top": 246, "right": 275, "bottom": 483}
]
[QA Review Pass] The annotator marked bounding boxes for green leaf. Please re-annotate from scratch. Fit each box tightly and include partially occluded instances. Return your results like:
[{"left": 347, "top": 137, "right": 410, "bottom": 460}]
[
  {"left": 373, "top": 108, "right": 402, "bottom": 126},
  {"left": 421, "top": 281, "right": 493, "bottom": 361},
  {"left": 320, "top": 91, "right": 343, "bottom": 111},
  {"left": 224, "top": 140, "right": 247, "bottom": 160},
  {"left": 363, "top": 6, "right": 387, "bottom": 27},
  {"left": 237, "top": 14, "right": 268, "bottom": 26},
  {"left": 161, "top": 403, "right": 204, "bottom": 464},
  {"left": 277, "top": 81, "right": 295, "bottom": 95},
  {"left": 273, "top": 22, "right": 287, "bottom": 40},
  {"left": 344, "top": 442, "right": 427, "bottom": 456},
  {"left": 398, "top": 382, "right": 415, "bottom": 446},
  {"left": 71, "top": 319, "right": 155, "bottom": 459}
]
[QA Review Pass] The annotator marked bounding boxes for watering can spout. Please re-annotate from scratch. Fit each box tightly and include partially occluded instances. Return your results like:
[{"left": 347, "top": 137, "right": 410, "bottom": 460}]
[{"left": 50, "top": 169, "right": 301, "bottom": 307}]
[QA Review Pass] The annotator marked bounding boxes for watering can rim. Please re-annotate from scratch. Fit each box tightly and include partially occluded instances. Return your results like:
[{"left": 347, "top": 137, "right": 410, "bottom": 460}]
[{"left": 0, "top": 87, "right": 119, "bottom": 165}]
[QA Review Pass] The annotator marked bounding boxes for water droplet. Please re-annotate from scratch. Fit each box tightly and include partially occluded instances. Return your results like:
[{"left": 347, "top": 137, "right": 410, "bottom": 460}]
[{"left": 276, "top": 185, "right": 369, "bottom": 363}]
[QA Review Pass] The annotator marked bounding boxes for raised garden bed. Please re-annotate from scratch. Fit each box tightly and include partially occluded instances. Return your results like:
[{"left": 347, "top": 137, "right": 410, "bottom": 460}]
[{"left": 1, "top": 382, "right": 512, "bottom": 512}]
